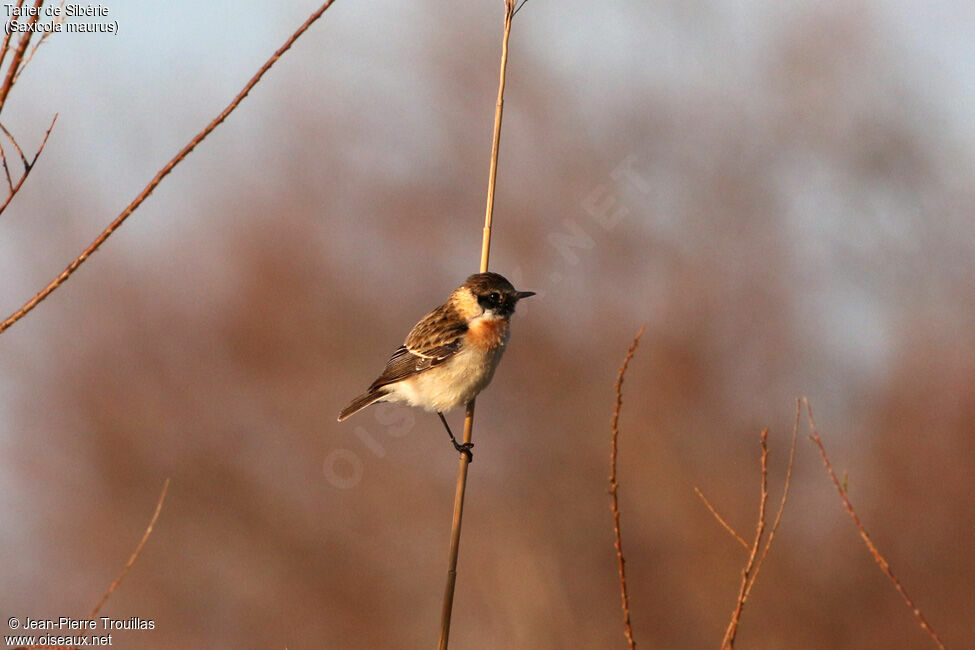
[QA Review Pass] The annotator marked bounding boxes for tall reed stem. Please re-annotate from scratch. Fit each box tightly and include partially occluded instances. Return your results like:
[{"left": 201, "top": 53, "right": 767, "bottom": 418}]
[{"left": 438, "top": 2, "right": 516, "bottom": 647}]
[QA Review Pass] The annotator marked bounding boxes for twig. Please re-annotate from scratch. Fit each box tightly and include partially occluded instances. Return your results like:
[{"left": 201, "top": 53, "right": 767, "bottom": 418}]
[
  {"left": 88, "top": 478, "right": 170, "bottom": 618},
  {"left": 477, "top": 0, "right": 516, "bottom": 274},
  {"left": 438, "top": 401, "right": 475, "bottom": 650},
  {"left": 0, "top": 0, "right": 27, "bottom": 74},
  {"left": 698, "top": 403, "right": 799, "bottom": 636},
  {"left": 720, "top": 429, "right": 769, "bottom": 649},
  {"left": 0, "top": 121, "right": 29, "bottom": 168},
  {"left": 0, "top": 140, "right": 13, "bottom": 192},
  {"left": 0, "top": 114, "right": 57, "bottom": 216},
  {"left": 694, "top": 487, "right": 749, "bottom": 550},
  {"left": 805, "top": 399, "right": 948, "bottom": 650},
  {"left": 0, "top": 0, "right": 43, "bottom": 114},
  {"left": 19, "top": 482, "right": 173, "bottom": 650},
  {"left": 438, "top": 2, "right": 518, "bottom": 648},
  {"left": 11, "top": 0, "right": 67, "bottom": 85},
  {"left": 0, "top": 0, "right": 340, "bottom": 337},
  {"left": 744, "top": 398, "right": 800, "bottom": 600},
  {"left": 609, "top": 325, "right": 645, "bottom": 650},
  {"left": 19, "top": 480, "right": 171, "bottom": 650}
]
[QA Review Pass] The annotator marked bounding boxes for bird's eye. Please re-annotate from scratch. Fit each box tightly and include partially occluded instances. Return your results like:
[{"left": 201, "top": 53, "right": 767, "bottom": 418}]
[{"left": 489, "top": 292, "right": 501, "bottom": 304}]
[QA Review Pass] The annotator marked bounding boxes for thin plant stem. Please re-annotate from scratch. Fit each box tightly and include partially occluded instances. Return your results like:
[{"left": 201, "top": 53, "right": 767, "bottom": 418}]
[
  {"left": 0, "top": 0, "right": 339, "bottom": 337},
  {"left": 438, "top": 2, "right": 517, "bottom": 648},
  {"left": 0, "top": 0, "right": 27, "bottom": 74},
  {"left": 11, "top": 0, "right": 67, "bottom": 86},
  {"left": 696, "top": 406, "right": 798, "bottom": 648},
  {"left": 0, "top": 121, "right": 29, "bottom": 167},
  {"left": 720, "top": 429, "right": 769, "bottom": 649},
  {"left": 0, "top": 0, "right": 43, "bottom": 114},
  {"left": 479, "top": 0, "right": 515, "bottom": 273},
  {"left": 609, "top": 325, "right": 645, "bottom": 650},
  {"left": 744, "top": 399, "right": 800, "bottom": 600},
  {"left": 17, "top": 480, "right": 169, "bottom": 650},
  {"left": 88, "top": 478, "right": 170, "bottom": 618},
  {"left": 0, "top": 113, "right": 57, "bottom": 217},
  {"left": 805, "top": 399, "right": 947, "bottom": 650},
  {"left": 0, "top": 140, "right": 13, "bottom": 192},
  {"left": 438, "top": 401, "right": 476, "bottom": 650},
  {"left": 694, "top": 486, "right": 749, "bottom": 551}
]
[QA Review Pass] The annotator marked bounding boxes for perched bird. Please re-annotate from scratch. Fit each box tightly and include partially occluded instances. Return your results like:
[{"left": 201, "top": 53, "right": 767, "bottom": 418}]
[{"left": 338, "top": 272, "right": 534, "bottom": 461}]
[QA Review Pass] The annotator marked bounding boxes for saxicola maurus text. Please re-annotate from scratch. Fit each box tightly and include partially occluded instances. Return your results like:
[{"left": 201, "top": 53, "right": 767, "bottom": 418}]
[{"left": 338, "top": 272, "right": 534, "bottom": 461}]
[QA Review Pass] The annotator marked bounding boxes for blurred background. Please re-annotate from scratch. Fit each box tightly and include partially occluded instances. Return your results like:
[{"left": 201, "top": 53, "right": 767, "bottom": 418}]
[{"left": 1, "top": 0, "right": 973, "bottom": 647}]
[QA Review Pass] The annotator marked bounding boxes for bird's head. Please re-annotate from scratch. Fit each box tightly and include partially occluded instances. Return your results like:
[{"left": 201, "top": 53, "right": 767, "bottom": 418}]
[{"left": 456, "top": 272, "right": 535, "bottom": 319}]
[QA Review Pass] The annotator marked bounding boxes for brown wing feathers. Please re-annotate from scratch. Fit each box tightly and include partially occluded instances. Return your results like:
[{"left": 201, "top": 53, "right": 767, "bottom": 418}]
[
  {"left": 368, "top": 302, "right": 466, "bottom": 391},
  {"left": 405, "top": 302, "right": 467, "bottom": 355},
  {"left": 338, "top": 301, "right": 468, "bottom": 421}
]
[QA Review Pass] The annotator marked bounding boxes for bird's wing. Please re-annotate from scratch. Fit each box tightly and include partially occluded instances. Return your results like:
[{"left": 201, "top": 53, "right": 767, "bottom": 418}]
[{"left": 367, "top": 304, "right": 467, "bottom": 391}]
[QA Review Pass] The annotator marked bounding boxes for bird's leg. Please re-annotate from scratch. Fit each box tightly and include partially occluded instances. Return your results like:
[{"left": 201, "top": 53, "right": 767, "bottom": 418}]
[{"left": 438, "top": 411, "right": 473, "bottom": 462}]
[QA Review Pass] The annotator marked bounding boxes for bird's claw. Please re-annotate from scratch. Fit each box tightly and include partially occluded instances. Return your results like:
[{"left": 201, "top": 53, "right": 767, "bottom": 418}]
[{"left": 453, "top": 441, "right": 474, "bottom": 463}]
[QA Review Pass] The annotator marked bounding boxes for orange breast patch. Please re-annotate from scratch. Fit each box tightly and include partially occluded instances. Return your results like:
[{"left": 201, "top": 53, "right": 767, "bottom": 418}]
[{"left": 466, "top": 317, "right": 508, "bottom": 350}]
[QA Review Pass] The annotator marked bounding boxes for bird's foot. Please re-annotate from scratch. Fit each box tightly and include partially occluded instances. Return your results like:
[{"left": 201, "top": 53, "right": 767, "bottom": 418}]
[{"left": 452, "top": 441, "right": 474, "bottom": 463}]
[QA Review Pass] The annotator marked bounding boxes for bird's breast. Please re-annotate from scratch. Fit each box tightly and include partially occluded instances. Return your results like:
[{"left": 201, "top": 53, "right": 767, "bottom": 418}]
[
  {"left": 465, "top": 316, "right": 509, "bottom": 351},
  {"left": 385, "top": 314, "right": 511, "bottom": 413}
]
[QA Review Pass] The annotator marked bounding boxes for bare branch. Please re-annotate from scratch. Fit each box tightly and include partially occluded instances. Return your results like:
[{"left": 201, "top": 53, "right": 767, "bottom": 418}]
[
  {"left": 0, "top": 140, "right": 14, "bottom": 192},
  {"left": 609, "top": 325, "right": 645, "bottom": 650},
  {"left": 745, "top": 398, "right": 800, "bottom": 600},
  {"left": 694, "top": 486, "right": 749, "bottom": 550},
  {"left": 720, "top": 429, "right": 769, "bottom": 649},
  {"left": 806, "top": 399, "right": 948, "bottom": 650},
  {"left": 0, "top": 0, "right": 26, "bottom": 78},
  {"left": 88, "top": 478, "right": 170, "bottom": 619},
  {"left": 0, "top": 121, "right": 29, "bottom": 168},
  {"left": 11, "top": 0, "right": 67, "bottom": 85},
  {"left": 0, "top": 0, "right": 340, "bottom": 336},
  {"left": 438, "top": 2, "right": 520, "bottom": 648},
  {"left": 0, "top": 113, "right": 57, "bottom": 217},
  {"left": 0, "top": 0, "right": 43, "bottom": 114}
]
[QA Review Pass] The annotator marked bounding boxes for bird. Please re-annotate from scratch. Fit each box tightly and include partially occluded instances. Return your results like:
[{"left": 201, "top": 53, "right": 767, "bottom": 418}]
[{"left": 338, "top": 272, "right": 534, "bottom": 461}]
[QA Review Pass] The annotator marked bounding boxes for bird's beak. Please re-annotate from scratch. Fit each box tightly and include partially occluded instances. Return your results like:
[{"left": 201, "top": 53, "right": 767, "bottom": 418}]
[{"left": 515, "top": 290, "right": 536, "bottom": 301}]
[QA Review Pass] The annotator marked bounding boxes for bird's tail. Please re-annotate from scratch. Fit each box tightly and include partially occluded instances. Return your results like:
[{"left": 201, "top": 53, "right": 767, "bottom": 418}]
[{"left": 337, "top": 389, "right": 388, "bottom": 422}]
